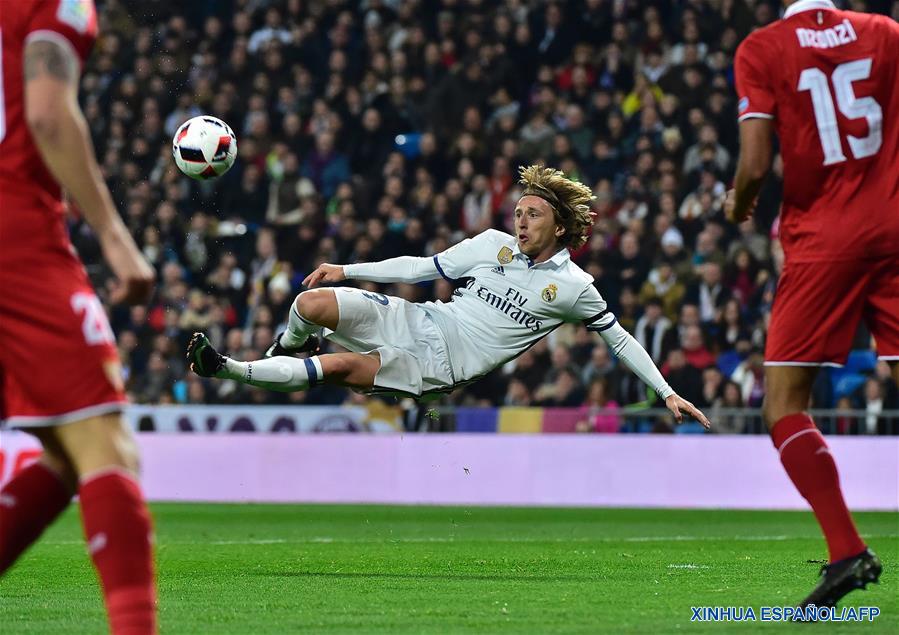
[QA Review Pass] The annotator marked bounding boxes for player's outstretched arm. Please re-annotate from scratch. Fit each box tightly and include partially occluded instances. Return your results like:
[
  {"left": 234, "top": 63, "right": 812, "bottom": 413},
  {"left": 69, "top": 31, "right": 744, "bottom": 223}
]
[
  {"left": 598, "top": 320, "right": 711, "bottom": 429},
  {"left": 662, "top": 393, "right": 711, "bottom": 428},
  {"left": 304, "top": 256, "right": 442, "bottom": 288},
  {"left": 23, "top": 38, "right": 154, "bottom": 305},
  {"left": 579, "top": 285, "right": 710, "bottom": 428}
]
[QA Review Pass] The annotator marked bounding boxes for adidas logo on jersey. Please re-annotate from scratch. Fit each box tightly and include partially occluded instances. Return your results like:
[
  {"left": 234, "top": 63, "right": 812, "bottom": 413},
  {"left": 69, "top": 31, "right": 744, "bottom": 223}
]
[{"left": 490, "top": 266, "right": 505, "bottom": 276}]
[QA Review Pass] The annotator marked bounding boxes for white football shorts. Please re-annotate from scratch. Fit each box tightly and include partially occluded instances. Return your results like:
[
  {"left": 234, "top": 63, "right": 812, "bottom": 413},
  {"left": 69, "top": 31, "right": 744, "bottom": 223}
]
[{"left": 322, "top": 287, "right": 456, "bottom": 397}]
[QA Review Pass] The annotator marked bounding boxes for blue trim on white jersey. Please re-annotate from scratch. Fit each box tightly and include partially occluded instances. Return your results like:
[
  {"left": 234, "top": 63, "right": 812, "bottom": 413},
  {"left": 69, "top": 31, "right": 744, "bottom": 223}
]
[
  {"left": 433, "top": 254, "right": 455, "bottom": 283},
  {"left": 583, "top": 309, "right": 610, "bottom": 326},
  {"left": 587, "top": 317, "right": 618, "bottom": 332}
]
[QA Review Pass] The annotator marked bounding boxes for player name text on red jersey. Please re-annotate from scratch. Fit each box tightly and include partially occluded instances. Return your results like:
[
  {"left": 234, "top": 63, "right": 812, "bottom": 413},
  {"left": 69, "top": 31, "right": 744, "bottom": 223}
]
[{"left": 795, "top": 19, "right": 857, "bottom": 49}]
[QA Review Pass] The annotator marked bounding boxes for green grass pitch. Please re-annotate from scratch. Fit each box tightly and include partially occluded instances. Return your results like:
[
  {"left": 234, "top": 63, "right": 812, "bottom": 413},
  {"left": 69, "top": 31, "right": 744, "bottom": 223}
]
[{"left": 1, "top": 505, "right": 896, "bottom": 633}]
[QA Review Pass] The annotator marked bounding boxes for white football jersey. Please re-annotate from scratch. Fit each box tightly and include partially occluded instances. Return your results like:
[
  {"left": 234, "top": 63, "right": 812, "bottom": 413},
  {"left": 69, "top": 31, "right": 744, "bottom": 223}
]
[{"left": 421, "top": 229, "right": 614, "bottom": 384}]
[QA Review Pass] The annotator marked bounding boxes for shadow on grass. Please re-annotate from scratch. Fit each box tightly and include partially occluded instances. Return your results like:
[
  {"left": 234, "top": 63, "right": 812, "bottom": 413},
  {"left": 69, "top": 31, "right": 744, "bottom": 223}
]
[{"left": 255, "top": 570, "right": 601, "bottom": 583}]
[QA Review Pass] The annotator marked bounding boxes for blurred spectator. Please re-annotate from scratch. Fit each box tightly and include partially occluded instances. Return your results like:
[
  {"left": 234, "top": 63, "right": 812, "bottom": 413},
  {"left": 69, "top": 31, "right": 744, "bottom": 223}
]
[
  {"left": 577, "top": 377, "right": 621, "bottom": 434},
  {"left": 248, "top": 7, "right": 292, "bottom": 53},
  {"left": 682, "top": 124, "right": 730, "bottom": 175},
  {"left": 66, "top": 0, "right": 886, "bottom": 424},
  {"left": 462, "top": 175, "right": 493, "bottom": 234},
  {"left": 686, "top": 261, "right": 731, "bottom": 325},
  {"left": 504, "top": 378, "right": 533, "bottom": 407},
  {"left": 633, "top": 299, "right": 672, "bottom": 364},
  {"left": 701, "top": 367, "right": 724, "bottom": 409},
  {"left": 714, "top": 299, "right": 750, "bottom": 354},
  {"left": 727, "top": 218, "right": 770, "bottom": 265},
  {"left": 510, "top": 349, "right": 544, "bottom": 394},
  {"left": 613, "top": 231, "right": 649, "bottom": 295},
  {"left": 717, "top": 380, "right": 749, "bottom": 434},
  {"left": 136, "top": 352, "right": 176, "bottom": 404},
  {"left": 680, "top": 325, "right": 716, "bottom": 371},
  {"left": 549, "top": 344, "right": 574, "bottom": 378},
  {"left": 662, "top": 349, "right": 703, "bottom": 408},
  {"left": 835, "top": 396, "right": 856, "bottom": 435},
  {"left": 863, "top": 378, "right": 885, "bottom": 435},
  {"left": 725, "top": 247, "right": 760, "bottom": 309},
  {"left": 536, "top": 367, "right": 585, "bottom": 408},
  {"left": 581, "top": 339, "right": 616, "bottom": 386},
  {"left": 301, "top": 132, "right": 350, "bottom": 199},
  {"left": 638, "top": 259, "right": 685, "bottom": 322},
  {"left": 731, "top": 348, "right": 766, "bottom": 408}
]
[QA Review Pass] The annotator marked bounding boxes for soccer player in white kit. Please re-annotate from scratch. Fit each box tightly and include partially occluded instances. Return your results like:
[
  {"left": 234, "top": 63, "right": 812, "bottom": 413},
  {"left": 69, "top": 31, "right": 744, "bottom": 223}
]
[{"left": 188, "top": 165, "right": 710, "bottom": 428}]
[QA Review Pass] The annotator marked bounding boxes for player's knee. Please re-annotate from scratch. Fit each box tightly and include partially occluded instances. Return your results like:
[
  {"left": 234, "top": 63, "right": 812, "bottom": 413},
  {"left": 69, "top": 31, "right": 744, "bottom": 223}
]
[
  {"left": 762, "top": 385, "right": 795, "bottom": 427},
  {"left": 90, "top": 424, "right": 141, "bottom": 474},
  {"left": 116, "top": 432, "right": 141, "bottom": 474},
  {"left": 61, "top": 414, "right": 142, "bottom": 477},
  {"left": 761, "top": 399, "right": 780, "bottom": 429},
  {"left": 762, "top": 392, "right": 809, "bottom": 430},
  {"left": 39, "top": 451, "right": 78, "bottom": 493},
  {"left": 296, "top": 290, "right": 330, "bottom": 325},
  {"left": 326, "top": 355, "right": 353, "bottom": 379}
]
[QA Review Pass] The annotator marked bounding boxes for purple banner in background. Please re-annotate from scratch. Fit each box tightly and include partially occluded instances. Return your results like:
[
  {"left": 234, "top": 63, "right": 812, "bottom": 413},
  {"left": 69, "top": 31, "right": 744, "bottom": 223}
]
[
  {"left": 127, "top": 404, "right": 404, "bottom": 433},
  {"left": 5, "top": 432, "right": 894, "bottom": 509}
]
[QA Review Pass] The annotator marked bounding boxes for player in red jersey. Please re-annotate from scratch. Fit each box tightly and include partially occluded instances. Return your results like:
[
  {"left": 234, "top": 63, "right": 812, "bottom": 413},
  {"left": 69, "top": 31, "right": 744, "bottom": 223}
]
[
  {"left": 726, "top": 0, "right": 897, "bottom": 608},
  {"left": 0, "top": 2, "right": 157, "bottom": 633}
]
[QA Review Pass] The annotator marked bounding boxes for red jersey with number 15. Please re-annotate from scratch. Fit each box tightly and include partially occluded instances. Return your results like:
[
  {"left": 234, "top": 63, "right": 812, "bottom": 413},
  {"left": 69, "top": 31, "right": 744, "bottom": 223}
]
[
  {"left": 734, "top": 0, "right": 899, "bottom": 263},
  {"left": 0, "top": 0, "right": 97, "bottom": 215}
]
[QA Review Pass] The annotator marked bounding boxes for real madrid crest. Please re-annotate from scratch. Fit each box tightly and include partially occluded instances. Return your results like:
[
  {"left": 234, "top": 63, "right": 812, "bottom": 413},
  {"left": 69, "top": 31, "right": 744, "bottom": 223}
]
[
  {"left": 541, "top": 283, "right": 558, "bottom": 303},
  {"left": 497, "top": 246, "right": 513, "bottom": 264}
]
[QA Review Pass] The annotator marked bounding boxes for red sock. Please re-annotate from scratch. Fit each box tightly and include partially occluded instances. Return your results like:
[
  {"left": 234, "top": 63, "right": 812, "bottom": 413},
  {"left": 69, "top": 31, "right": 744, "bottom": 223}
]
[
  {"left": 79, "top": 470, "right": 157, "bottom": 635},
  {"left": 771, "top": 413, "right": 866, "bottom": 562},
  {"left": 0, "top": 462, "right": 72, "bottom": 574}
]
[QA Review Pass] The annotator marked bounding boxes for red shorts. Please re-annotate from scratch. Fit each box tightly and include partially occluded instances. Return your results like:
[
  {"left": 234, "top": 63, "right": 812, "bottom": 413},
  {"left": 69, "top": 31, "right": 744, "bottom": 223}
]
[
  {"left": 0, "top": 215, "right": 125, "bottom": 428},
  {"left": 765, "top": 256, "right": 899, "bottom": 366}
]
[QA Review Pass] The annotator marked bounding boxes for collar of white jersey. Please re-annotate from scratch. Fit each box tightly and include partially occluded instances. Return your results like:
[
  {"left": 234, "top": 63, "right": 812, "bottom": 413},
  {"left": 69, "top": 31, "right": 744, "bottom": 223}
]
[
  {"left": 783, "top": 0, "right": 835, "bottom": 19},
  {"left": 511, "top": 242, "right": 570, "bottom": 268}
]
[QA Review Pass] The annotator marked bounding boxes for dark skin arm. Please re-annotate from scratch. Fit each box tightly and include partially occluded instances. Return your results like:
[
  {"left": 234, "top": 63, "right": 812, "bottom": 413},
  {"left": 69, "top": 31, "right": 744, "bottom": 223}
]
[
  {"left": 24, "top": 39, "right": 154, "bottom": 305},
  {"left": 724, "top": 118, "right": 774, "bottom": 223}
]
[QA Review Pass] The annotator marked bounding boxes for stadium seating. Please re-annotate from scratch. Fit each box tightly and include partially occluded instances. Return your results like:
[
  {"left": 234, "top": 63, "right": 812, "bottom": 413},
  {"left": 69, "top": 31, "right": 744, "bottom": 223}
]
[{"left": 68, "top": 1, "right": 894, "bottom": 424}]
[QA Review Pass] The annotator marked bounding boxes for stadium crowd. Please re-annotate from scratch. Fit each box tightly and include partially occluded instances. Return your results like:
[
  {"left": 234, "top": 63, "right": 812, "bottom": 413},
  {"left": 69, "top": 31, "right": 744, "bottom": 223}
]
[{"left": 74, "top": 0, "right": 899, "bottom": 432}]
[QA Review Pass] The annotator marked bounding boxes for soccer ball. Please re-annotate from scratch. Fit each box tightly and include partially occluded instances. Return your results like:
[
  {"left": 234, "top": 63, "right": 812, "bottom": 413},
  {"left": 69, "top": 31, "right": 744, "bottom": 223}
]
[{"left": 172, "top": 116, "right": 237, "bottom": 180}]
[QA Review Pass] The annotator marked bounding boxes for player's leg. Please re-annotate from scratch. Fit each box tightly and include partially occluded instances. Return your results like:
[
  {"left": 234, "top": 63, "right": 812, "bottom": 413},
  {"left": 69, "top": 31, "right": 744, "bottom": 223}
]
[
  {"left": 761, "top": 366, "right": 817, "bottom": 424},
  {"left": 764, "top": 366, "right": 880, "bottom": 606},
  {"left": 764, "top": 259, "right": 880, "bottom": 606},
  {"left": 864, "top": 255, "right": 899, "bottom": 389},
  {"left": 1, "top": 216, "right": 156, "bottom": 632},
  {"left": 763, "top": 365, "right": 866, "bottom": 562},
  {"left": 190, "top": 331, "right": 381, "bottom": 392},
  {"left": 191, "top": 287, "right": 392, "bottom": 391},
  {"left": 53, "top": 412, "right": 157, "bottom": 635},
  {"left": 317, "top": 351, "right": 382, "bottom": 389},
  {"left": 0, "top": 260, "right": 111, "bottom": 576},
  {"left": 266, "top": 289, "right": 336, "bottom": 355},
  {"left": 0, "top": 429, "right": 77, "bottom": 574}
]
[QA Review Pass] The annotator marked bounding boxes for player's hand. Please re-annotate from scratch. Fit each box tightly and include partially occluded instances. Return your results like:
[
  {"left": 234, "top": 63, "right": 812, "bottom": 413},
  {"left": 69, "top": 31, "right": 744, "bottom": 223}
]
[
  {"left": 665, "top": 394, "right": 711, "bottom": 430},
  {"left": 723, "top": 188, "right": 756, "bottom": 224},
  {"left": 100, "top": 225, "right": 155, "bottom": 305},
  {"left": 303, "top": 263, "right": 346, "bottom": 288}
]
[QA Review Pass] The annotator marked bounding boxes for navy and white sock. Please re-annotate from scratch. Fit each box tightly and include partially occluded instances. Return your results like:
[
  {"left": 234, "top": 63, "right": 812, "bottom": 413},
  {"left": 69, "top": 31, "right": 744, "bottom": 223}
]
[
  {"left": 280, "top": 300, "right": 320, "bottom": 349},
  {"left": 218, "top": 356, "right": 324, "bottom": 392}
]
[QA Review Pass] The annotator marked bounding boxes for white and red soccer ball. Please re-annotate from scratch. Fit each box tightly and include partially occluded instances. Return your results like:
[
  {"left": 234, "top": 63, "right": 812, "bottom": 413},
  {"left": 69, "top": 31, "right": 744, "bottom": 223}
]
[{"left": 172, "top": 116, "right": 237, "bottom": 180}]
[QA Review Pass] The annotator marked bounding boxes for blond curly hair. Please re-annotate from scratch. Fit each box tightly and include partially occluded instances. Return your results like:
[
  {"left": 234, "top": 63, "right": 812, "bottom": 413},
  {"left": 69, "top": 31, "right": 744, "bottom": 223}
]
[{"left": 518, "top": 165, "right": 595, "bottom": 250}]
